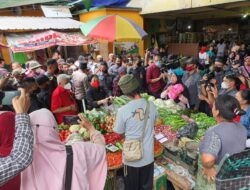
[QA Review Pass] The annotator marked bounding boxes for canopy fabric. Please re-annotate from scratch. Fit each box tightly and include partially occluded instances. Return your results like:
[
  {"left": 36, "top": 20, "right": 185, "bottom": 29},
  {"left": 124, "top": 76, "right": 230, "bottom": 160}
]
[
  {"left": 0, "top": 0, "right": 60, "bottom": 9},
  {"left": 69, "top": 0, "right": 129, "bottom": 8},
  {"left": 80, "top": 15, "right": 147, "bottom": 42},
  {"left": 6, "top": 30, "right": 96, "bottom": 53},
  {"left": 0, "top": 17, "right": 83, "bottom": 31}
]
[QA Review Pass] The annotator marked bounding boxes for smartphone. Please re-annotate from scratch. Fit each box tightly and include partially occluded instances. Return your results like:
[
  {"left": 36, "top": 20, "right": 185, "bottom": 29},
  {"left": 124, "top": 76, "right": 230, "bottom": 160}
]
[
  {"left": 2, "top": 91, "right": 21, "bottom": 105},
  {"left": 63, "top": 115, "right": 80, "bottom": 125}
]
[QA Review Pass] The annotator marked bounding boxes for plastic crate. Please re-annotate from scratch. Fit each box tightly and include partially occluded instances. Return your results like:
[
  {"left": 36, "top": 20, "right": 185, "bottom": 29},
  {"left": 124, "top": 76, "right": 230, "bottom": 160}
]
[{"left": 216, "top": 150, "right": 250, "bottom": 190}]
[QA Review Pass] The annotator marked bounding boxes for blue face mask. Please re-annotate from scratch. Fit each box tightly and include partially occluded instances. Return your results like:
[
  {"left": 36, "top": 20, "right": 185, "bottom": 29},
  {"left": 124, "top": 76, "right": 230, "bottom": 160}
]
[{"left": 155, "top": 61, "right": 162, "bottom": 68}]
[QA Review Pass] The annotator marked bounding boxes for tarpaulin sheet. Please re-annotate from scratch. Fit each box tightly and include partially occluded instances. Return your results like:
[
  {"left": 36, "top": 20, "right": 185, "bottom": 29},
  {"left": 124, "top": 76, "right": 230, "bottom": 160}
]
[{"left": 6, "top": 30, "right": 96, "bottom": 53}]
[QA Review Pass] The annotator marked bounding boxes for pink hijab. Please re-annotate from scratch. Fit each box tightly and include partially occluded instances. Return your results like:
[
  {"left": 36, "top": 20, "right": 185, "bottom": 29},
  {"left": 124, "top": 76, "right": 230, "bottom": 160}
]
[{"left": 21, "top": 108, "right": 107, "bottom": 190}]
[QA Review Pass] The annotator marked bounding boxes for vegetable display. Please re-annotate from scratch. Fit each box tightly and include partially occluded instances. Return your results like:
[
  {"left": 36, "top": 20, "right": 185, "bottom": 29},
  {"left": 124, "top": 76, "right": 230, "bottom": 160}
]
[
  {"left": 190, "top": 113, "right": 216, "bottom": 140},
  {"left": 107, "top": 151, "right": 123, "bottom": 169}
]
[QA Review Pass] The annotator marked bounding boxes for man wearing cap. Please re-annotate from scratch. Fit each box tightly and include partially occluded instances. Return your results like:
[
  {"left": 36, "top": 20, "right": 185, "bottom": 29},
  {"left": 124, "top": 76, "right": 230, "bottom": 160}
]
[
  {"left": 51, "top": 74, "right": 78, "bottom": 124},
  {"left": 11, "top": 68, "right": 26, "bottom": 89},
  {"left": 114, "top": 74, "right": 158, "bottom": 190},
  {"left": 72, "top": 61, "right": 89, "bottom": 112},
  {"left": 36, "top": 75, "right": 51, "bottom": 110},
  {"left": 25, "top": 60, "right": 44, "bottom": 78}
]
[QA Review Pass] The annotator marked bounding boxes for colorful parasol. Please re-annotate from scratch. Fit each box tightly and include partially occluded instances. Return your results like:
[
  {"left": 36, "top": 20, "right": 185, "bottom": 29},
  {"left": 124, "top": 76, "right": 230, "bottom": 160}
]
[{"left": 80, "top": 15, "right": 147, "bottom": 42}]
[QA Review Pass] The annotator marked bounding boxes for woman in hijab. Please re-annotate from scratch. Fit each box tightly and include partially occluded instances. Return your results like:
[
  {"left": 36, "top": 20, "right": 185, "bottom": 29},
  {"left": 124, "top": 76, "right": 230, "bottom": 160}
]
[
  {"left": 0, "top": 112, "right": 20, "bottom": 190},
  {"left": 21, "top": 108, "right": 107, "bottom": 190},
  {"left": 161, "top": 71, "right": 189, "bottom": 108}
]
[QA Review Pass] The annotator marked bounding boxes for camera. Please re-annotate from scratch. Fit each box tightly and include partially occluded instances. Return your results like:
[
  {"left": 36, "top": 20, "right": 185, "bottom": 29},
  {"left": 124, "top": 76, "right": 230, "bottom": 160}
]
[
  {"left": 160, "top": 56, "right": 180, "bottom": 73},
  {"left": 199, "top": 71, "right": 215, "bottom": 85}
]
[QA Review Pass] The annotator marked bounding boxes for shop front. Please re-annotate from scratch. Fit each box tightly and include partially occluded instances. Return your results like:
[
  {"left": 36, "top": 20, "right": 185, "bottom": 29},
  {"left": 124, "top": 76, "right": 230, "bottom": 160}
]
[
  {"left": 0, "top": 16, "right": 88, "bottom": 64},
  {"left": 141, "top": 0, "right": 250, "bottom": 57}
]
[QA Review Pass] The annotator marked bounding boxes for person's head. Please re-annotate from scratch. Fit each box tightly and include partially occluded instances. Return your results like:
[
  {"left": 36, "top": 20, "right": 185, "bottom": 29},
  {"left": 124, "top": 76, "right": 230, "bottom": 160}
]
[
  {"left": 115, "top": 57, "right": 122, "bottom": 66},
  {"left": 0, "top": 112, "right": 15, "bottom": 156},
  {"left": 100, "top": 62, "right": 108, "bottom": 72},
  {"left": 213, "top": 95, "right": 243, "bottom": 122},
  {"left": 214, "top": 58, "right": 224, "bottom": 72},
  {"left": 118, "top": 74, "right": 140, "bottom": 98},
  {"left": 209, "top": 45, "right": 214, "bottom": 51},
  {"left": 118, "top": 66, "right": 127, "bottom": 77},
  {"left": 89, "top": 75, "right": 100, "bottom": 89},
  {"left": 221, "top": 75, "right": 237, "bottom": 90},
  {"left": 0, "top": 58, "right": 5, "bottom": 68},
  {"left": 220, "top": 39, "right": 224, "bottom": 44},
  {"left": 28, "top": 60, "right": 42, "bottom": 75},
  {"left": 36, "top": 75, "right": 51, "bottom": 89},
  {"left": 57, "top": 59, "right": 65, "bottom": 71},
  {"left": 29, "top": 108, "right": 60, "bottom": 145},
  {"left": 66, "top": 58, "right": 75, "bottom": 66},
  {"left": 12, "top": 62, "right": 22, "bottom": 70},
  {"left": 62, "top": 63, "right": 69, "bottom": 73},
  {"left": 96, "top": 55, "right": 103, "bottom": 63},
  {"left": 170, "top": 72, "right": 182, "bottom": 84},
  {"left": 12, "top": 68, "right": 25, "bottom": 82},
  {"left": 21, "top": 77, "right": 38, "bottom": 94},
  {"left": 47, "top": 59, "right": 58, "bottom": 75},
  {"left": 185, "top": 57, "right": 198, "bottom": 73},
  {"left": 57, "top": 74, "right": 71, "bottom": 90},
  {"left": 154, "top": 54, "right": 162, "bottom": 68},
  {"left": 52, "top": 50, "right": 61, "bottom": 60},
  {"left": 108, "top": 53, "right": 115, "bottom": 61},
  {"left": 244, "top": 56, "right": 250, "bottom": 67},
  {"left": 79, "top": 61, "right": 89, "bottom": 73},
  {"left": 240, "top": 43, "right": 245, "bottom": 50},
  {"left": 236, "top": 90, "right": 250, "bottom": 107}
]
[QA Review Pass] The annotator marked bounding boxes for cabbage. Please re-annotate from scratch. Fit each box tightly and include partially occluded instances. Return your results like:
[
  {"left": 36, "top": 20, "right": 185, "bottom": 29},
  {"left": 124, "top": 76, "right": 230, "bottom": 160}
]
[
  {"left": 69, "top": 125, "right": 81, "bottom": 132},
  {"left": 148, "top": 96, "right": 156, "bottom": 102},
  {"left": 153, "top": 99, "right": 165, "bottom": 108},
  {"left": 79, "top": 127, "right": 90, "bottom": 140}
]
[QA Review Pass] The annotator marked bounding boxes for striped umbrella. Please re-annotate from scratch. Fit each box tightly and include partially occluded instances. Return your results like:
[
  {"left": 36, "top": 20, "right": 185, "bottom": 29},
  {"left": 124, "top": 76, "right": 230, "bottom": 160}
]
[{"left": 80, "top": 15, "right": 147, "bottom": 42}]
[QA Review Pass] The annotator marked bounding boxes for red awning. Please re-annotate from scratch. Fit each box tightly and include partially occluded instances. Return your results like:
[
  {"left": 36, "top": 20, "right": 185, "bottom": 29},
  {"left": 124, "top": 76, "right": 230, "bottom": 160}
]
[{"left": 6, "top": 30, "right": 96, "bottom": 53}]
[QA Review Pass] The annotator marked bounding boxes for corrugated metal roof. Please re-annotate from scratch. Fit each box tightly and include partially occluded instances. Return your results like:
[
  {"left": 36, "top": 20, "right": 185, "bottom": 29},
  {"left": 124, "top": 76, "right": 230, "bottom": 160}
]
[
  {"left": 0, "top": 0, "right": 60, "bottom": 9},
  {"left": 0, "top": 17, "right": 84, "bottom": 30}
]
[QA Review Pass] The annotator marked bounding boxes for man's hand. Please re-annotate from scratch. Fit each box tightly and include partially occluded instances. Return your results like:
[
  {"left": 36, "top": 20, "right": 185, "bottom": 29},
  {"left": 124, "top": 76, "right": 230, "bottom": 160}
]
[
  {"left": 12, "top": 88, "right": 30, "bottom": 114},
  {"left": 202, "top": 167, "right": 216, "bottom": 183}
]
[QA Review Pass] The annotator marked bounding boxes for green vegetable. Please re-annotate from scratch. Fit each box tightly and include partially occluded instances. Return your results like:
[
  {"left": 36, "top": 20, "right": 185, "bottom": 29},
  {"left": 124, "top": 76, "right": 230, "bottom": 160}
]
[{"left": 116, "top": 142, "right": 123, "bottom": 150}]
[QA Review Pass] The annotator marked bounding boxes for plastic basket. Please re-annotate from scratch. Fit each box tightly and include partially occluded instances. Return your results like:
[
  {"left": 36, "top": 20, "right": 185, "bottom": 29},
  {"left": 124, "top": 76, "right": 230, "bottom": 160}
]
[{"left": 216, "top": 149, "right": 250, "bottom": 190}]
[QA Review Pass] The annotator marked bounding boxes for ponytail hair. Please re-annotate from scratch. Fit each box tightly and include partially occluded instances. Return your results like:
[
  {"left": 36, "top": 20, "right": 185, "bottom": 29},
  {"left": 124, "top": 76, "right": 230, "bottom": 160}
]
[{"left": 215, "top": 95, "right": 246, "bottom": 121}]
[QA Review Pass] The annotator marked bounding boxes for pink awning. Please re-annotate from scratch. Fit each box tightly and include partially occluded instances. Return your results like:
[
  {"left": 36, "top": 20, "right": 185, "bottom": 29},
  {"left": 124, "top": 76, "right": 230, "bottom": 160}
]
[{"left": 6, "top": 30, "right": 96, "bottom": 53}]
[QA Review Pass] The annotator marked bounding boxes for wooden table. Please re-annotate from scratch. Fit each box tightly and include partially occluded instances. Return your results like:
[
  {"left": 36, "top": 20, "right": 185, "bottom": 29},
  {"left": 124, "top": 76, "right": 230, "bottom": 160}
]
[{"left": 156, "top": 156, "right": 195, "bottom": 190}]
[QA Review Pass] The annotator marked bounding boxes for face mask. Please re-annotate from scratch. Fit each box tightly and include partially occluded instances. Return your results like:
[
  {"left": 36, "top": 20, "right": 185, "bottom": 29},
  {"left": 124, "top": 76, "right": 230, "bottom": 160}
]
[
  {"left": 186, "top": 65, "right": 194, "bottom": 72},
  {"left": 214, "top": 67, "right": 222, "bottom": 72},
  {"left": 64, "top": 83, "right": 71, "bottom": 90},
  {"left": 91, "top": 81, "right": 100, "bottom": 88},
  {"left": 35, "top": 68, "right": 41, "bottom": 73},
  {"left": 221, "top": 82, "right": 229, "bottom": 89},
  {"left": 155, "top": 61, "right": 162, "bottom": 68}
]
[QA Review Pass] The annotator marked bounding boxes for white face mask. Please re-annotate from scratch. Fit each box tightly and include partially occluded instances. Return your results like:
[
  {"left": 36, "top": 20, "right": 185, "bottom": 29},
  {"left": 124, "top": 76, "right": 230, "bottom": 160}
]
[
  {"left": 221, "top": 82, "right": 229, "bottom": 89},
  {"left": 64, "top": 83, "right": 71, "bottom": 90}
]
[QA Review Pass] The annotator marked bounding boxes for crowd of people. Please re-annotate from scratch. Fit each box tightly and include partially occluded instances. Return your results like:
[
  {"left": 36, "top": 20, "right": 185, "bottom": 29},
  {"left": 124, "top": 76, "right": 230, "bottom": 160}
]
[{"left": 0, "top": 39, "right": 250, "bottom": 190}]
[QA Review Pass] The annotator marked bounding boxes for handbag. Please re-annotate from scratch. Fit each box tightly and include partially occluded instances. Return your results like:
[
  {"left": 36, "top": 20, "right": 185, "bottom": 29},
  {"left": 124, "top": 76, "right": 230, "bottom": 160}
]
[
  {"left": 123, "top": 101, "right": 150, "bottom": 161},
  {"left": 65, "top": 145, "right": 73, "bottom": 190}
]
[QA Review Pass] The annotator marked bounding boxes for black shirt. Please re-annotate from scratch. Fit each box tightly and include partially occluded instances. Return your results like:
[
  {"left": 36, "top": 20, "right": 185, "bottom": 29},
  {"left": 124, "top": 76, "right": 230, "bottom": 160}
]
[{"left": 86, "top": 86, "right": 108, "bottom": 110}]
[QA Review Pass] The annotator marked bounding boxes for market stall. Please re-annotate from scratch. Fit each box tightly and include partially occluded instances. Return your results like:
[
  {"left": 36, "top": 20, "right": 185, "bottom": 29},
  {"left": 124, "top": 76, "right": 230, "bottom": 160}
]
[{"left": 57, "top": 93, "right": 217, "bottom": 190}]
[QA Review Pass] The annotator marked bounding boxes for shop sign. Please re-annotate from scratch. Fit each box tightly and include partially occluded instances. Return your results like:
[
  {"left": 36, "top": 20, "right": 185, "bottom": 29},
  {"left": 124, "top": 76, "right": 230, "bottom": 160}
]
[
  {"left": 41, "top": 5, "right": 72, "bottom": 18},
  {"left": 7, "top": 30, "right": 95, "bottom": 52}
]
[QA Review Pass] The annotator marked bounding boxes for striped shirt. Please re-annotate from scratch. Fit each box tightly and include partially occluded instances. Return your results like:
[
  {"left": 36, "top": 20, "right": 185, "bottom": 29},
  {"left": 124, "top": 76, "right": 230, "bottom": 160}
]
[{"left": 0, "top": 113, "right": 33, "bottom": 185}]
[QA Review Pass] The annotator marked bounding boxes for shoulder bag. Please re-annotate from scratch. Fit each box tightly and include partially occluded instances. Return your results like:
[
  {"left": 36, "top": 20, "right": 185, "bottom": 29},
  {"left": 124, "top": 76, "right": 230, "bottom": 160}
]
[{"left": 123, "top": 101, "right": 150, "bottom": 161}]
